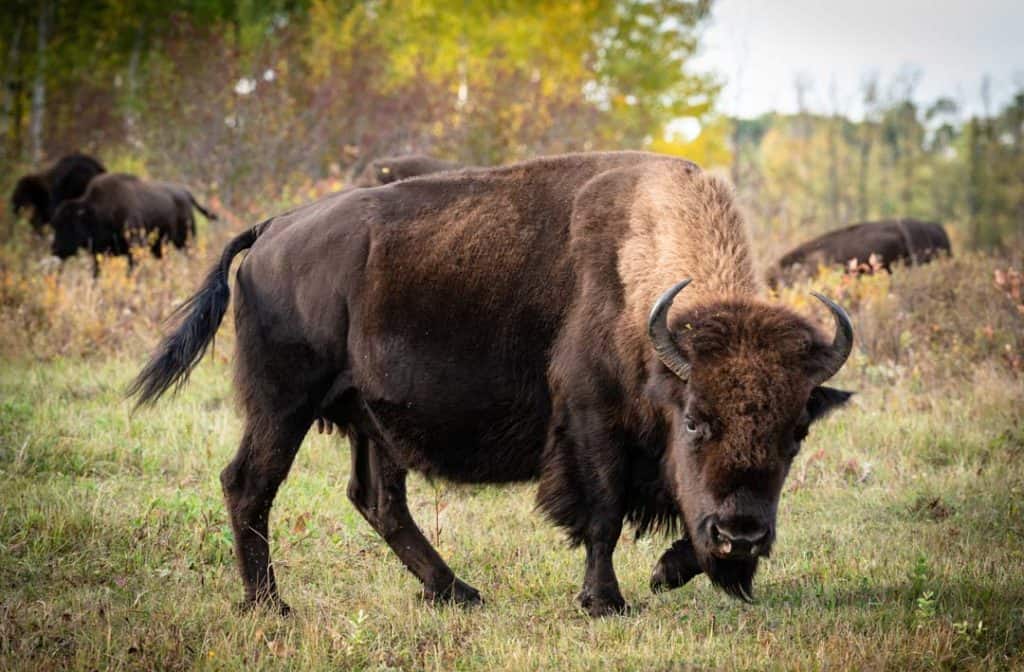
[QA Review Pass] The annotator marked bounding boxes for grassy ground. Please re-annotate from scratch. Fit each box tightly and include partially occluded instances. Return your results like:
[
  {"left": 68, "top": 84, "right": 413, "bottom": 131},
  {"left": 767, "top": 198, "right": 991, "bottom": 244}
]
[{"left": 1, "top": 348, "right": 1023, "bottom": 670}]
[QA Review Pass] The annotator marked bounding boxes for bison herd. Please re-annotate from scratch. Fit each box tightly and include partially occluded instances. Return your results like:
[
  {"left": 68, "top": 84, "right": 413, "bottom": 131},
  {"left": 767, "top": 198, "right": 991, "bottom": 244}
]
[
  {"left": 11, "top": 153, "right": 219, "bottom": 276},
  {"left": 12, "top": 152, "right": 951, "bottom": 286},
  {"left": 10, "top": 153, "right": 467, "bottom": 276},
  {"left": 13, "top": 148, "right": 953, "bottom": 617}
]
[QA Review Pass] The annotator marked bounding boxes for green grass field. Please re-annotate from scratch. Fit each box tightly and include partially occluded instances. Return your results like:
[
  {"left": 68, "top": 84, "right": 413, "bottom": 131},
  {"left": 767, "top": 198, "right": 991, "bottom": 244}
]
[{"left": 1, "top": 351, "right": 1022, "bottom": 670}]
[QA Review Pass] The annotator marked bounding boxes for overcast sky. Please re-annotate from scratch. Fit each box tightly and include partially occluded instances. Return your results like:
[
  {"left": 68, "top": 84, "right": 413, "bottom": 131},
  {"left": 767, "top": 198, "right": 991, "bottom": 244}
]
[{"left": 693, "top": 0, "right": 1024, "bottom": 119}]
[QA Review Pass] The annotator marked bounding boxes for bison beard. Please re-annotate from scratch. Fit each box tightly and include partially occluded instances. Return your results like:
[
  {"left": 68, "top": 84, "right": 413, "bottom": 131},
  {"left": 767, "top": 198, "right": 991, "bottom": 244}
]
[
  {"left": 710, "top": 557, "right": 759, "bottom": 601},
  {"left": 130, "top": 152, "right": 853, "bottom": 617}
]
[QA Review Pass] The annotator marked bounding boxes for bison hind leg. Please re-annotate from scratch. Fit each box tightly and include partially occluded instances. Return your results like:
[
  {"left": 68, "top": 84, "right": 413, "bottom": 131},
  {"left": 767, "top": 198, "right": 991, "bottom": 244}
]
[
  {"left": 345, "top": 430, "right": 482, "bottom": 608},
  {"left": 221, "top": 406, "right": 314, "bottom": 615}
]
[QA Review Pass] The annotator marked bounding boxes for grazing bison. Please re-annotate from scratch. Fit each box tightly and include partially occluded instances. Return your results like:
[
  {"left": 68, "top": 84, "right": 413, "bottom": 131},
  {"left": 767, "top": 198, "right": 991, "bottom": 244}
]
[
  {"left": 767, "top": 218, "right": 952, "bottom": 287},
  {"left": 131, "top": 152, "right": 854, "bottom": 617},
  {"left": 11, "top": 153, "right": 106, "bottom": 232},
  {"left": 51, "top": 173, "right": 217, "bottom": 275},
  {"left": 354, "top": 154, "right": 461, "bottom": 186}
]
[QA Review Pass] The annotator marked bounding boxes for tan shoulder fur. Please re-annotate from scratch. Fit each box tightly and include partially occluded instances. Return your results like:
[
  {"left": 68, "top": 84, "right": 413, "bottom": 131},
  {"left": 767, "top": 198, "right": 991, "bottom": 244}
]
[{"left": 617, "top": 166, "right": 761, "bottom": 332}]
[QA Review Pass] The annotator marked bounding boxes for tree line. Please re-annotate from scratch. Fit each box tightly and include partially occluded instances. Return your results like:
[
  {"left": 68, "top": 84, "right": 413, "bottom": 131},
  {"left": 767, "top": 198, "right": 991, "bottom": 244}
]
[
  {"left": 2, "top": 1, "right": 1019, "bottom": 249},
  {"left": 731, "top": 75, "right": 1024, "bottom": 250}
]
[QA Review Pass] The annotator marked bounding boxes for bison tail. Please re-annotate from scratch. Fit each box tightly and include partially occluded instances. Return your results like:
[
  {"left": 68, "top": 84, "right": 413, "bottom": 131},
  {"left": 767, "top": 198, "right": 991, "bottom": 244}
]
[
  {"left": 127, "top": 223, "right": 263, "bottom": 407},
  {"left": 189, "top": 193, "right": 219, "bottom": 221}
]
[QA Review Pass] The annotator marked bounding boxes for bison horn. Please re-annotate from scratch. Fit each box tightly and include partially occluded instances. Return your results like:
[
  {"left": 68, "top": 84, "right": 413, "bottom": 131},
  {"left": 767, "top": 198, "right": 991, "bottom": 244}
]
[
  {"left": 809, "top": 291, "right": 854, "bottom": 384},
  {"left": 648, "top": 279, "right": 693, "bottom": 381}
]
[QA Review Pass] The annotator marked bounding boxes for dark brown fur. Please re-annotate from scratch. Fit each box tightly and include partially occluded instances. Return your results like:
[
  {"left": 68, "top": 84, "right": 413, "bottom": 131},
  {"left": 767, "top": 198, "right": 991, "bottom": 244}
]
[
  {"left": 51, "top": 173, "right": 217, "bottom": 275},
  {"left": 768, "top": 218, "right": 952, "bottom": 287},
  {"left": 131, "top": 152, "right": 852, "bottom": 617}
]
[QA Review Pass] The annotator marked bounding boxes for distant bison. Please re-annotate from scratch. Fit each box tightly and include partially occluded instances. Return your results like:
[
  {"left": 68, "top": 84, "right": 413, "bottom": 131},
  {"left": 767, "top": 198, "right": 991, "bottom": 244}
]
[
  {"left": 768, "top": 219, "right": 952, "bottom": 287},
  {"left": 51, "top": 173, "right": 217, "bottom": 275},
  {"left": 11, "top": 153, "right": 106, "bottom": 232},
  {"left": 354, "top": 154, "right": 461, "bottom": 187}
]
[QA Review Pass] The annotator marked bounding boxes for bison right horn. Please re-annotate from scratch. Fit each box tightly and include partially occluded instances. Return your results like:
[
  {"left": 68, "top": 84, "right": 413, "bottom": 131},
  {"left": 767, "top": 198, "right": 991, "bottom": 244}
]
[
  {"left": 648, "top": 279, "right": 693, "bottom": 382},
  {"left": 809, "top": 292, "right": 854, "bottom": 384}
]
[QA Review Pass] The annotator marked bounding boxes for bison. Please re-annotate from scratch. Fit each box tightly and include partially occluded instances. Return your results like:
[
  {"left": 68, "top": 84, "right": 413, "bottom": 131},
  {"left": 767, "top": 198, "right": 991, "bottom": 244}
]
[
  {"left": 354, "top": 154, "right": 461, "bottom": 186},
  {"left": 131, "top": 152, "right": 853, "bottom": 617},
  {"left": 11, "top": 153, "right": 106, "bottom": 233},
  {"left": 767, "top": 218, "right": 952, "bottom": 287},
  {"left": 51, "top": 173, "right": 217, "bottom": 276}
]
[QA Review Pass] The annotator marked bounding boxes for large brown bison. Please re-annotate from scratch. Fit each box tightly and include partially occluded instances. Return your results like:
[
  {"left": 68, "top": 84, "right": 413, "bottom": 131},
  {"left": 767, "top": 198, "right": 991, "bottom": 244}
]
[
  {"left": 767, "top": 218, "right": 952, "bottom": 287},
  {"left": 354, "top": 154, "right": 461, "bottom": 186},
  {"left": 131, "top": 152, "right": 853, "bottom": 617},
  {"left": 11, "top": 153, "right": 106, "bottom": 232},
  {"left": 51, "top": 173, "right": 217, "bottom": 275}
]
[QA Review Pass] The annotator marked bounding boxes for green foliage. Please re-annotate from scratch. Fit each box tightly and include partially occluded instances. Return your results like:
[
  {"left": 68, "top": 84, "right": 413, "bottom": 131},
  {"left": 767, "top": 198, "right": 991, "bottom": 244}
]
[
  {"left": 735, "top": 83, "right": 1024, "bottom": 251},
  {"left": 0, "top": 0, "right": 719, "bottom": 192}
]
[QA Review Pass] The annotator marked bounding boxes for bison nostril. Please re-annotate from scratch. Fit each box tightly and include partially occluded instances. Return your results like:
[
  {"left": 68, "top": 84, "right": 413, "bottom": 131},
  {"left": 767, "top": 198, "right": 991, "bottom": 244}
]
[{"left": 709, "top": 523, "right": 734, "bottom": 556}]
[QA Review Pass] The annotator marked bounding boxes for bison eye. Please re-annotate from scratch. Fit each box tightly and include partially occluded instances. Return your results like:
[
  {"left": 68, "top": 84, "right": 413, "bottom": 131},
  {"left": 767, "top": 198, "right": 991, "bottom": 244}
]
[{"left": 684, "top": 418, "right": 698, "bottom": 433}]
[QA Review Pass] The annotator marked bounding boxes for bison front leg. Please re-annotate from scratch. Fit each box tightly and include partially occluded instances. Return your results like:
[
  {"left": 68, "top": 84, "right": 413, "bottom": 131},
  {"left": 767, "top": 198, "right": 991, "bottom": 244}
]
[
  {"left": 577, "top": 513, "right": 627, "bottom": 617},
  {"left": 347, "top": 432, "right": 481, "bottom": 606},
  {"left": 650, "top": 537, "right": 703, "bottom": 593},
  {"left": 538, "top": 405, "right": 629, "bottom": 616}
]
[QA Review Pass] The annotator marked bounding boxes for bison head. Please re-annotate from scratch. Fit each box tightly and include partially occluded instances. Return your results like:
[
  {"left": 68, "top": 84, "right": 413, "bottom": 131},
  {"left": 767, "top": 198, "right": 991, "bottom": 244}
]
[
  {"left": 11, "top": 175, "right": 52, "bottom": 231},
  {"left": 647, "top": 280, "right": 853, "bottom": 600},
  {"left": 50, "top": 201, "right": 96, "bottom": 259}
]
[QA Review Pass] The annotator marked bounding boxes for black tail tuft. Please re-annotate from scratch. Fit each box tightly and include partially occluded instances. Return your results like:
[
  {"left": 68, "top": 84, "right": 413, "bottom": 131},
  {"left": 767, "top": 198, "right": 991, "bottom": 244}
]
[
  {"left": 127, "top": 224, "right": 262, "bottom": 407},
  {"left": 189, "top": 193, "right": 219, "bottom": 221}
]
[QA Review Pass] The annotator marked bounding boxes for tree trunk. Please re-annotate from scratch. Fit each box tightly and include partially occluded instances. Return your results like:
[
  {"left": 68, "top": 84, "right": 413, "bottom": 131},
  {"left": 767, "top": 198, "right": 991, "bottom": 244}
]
[
  {"left": 858, "top": 124, "right": 872, "bottom": 220},
  {"left": 966, "top": 118, "right": 984, "bottom": 248},
  {"left": 125, "top": 23, "right": 144, "bottom": 146},
  {"left": 827, "top": 115, "right": 840, "bottom": 225},
  {"left": 0, "top": 16, "right": 24, "bottom": 164},
  {"left": 30, "top": 0, "right": 52, "bottom": 163},
  {"left": 730, "top": 119, "right": 742, "bottom": 188},
  {"left": 1011, "top": 94, "right": 1024, "bottom": 242},
  {"left": 12, "top": 41, "right": 24, "bottom": 160}
]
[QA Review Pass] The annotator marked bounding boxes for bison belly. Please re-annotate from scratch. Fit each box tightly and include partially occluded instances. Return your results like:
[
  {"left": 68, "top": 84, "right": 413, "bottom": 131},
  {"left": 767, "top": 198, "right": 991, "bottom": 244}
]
[
  {"left": 350, "top": 276, "right": 564, "bottom": 483},
  {"left": 362, "top": 387, "right": 551, "bottom": 484},
  {"left": 349, "top": 295, "right": 559, "bottom": 483}
]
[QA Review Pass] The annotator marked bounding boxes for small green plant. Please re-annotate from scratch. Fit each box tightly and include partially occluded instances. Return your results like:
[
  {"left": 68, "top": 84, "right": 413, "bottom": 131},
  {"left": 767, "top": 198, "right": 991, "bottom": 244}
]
[
  {"left": 910, "top": 554, "right": 931, "bottom": 595},
  {"left": 914, "top": 590, "right": 938, "bottom": 625}
]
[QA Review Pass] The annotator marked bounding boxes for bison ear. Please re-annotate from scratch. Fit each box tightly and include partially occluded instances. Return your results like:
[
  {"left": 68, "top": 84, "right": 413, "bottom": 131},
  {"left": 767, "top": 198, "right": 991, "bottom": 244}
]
[{"left": 807, "top": 386, "right": 853, "bottom": 424}]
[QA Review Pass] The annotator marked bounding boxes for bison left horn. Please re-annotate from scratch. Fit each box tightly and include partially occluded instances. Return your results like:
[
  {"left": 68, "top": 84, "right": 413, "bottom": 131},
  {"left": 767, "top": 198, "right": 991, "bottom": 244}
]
[
  {"left": 648, "top": 279, "right": 693, "bottom": 382},
  {"left": 809, "top": 291, "right": 854, "bottom": 384}
]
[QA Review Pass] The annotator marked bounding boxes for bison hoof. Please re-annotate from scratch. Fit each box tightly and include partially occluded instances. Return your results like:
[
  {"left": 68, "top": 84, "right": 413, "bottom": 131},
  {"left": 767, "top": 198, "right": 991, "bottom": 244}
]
[
  {"left": 235, "top": 596, "right": 292, "bottom": 617},
  {"left": 650, "top": 539, "right": 703, "bottom": 593},
  {"left": 577, "top": 587, "right": 627, "bottom": 617},
  {"left": 423, "top": 578, "right": 483, "bottom": 607}
]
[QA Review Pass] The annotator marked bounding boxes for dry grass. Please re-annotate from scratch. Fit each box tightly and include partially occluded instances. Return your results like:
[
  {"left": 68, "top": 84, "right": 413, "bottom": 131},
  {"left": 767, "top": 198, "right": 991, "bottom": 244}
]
[{"left": 1, "top": 356, "right": 1022, "bottom": 670}]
